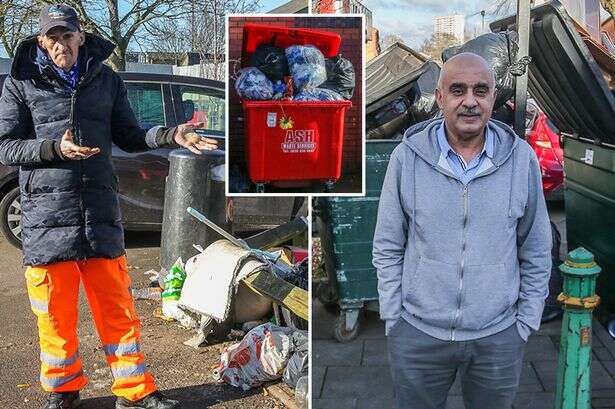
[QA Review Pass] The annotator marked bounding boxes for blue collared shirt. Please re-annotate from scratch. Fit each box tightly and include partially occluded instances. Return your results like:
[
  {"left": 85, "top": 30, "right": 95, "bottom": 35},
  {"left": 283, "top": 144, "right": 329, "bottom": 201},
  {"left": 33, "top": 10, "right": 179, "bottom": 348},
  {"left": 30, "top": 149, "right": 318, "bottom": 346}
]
[{"left": 436, "top": 123, "right": 495, "bottom": 185}]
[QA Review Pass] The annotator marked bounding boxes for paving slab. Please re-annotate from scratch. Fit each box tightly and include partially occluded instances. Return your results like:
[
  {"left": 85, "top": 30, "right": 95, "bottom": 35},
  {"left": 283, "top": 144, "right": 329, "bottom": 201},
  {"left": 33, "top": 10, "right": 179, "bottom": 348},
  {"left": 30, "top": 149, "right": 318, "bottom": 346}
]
[
  {"left": 312, "top": 366, "right": 326, "bottom": 399},
  {"left": 312, "top": 398, "right": 357, "bottom": 409},
  {"left": 321, "top": 366, "right": 394, "bottom": 399},
  {"left": 361, "top": 339, "right": 388, "bottom": 366},
  {"left": 313, "top": 339, "right": 363, "bottom": 367}
]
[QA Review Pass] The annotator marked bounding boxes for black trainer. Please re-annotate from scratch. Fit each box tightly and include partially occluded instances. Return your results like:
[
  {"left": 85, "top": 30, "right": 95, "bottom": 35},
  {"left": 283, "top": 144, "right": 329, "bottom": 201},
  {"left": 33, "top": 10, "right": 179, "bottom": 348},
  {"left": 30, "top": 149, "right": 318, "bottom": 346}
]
[
  {"left": 115, "top": 391, "right": 181, "bottom": 409},
  {"left": 42, "top": 392, "right": 81, "bottom": 409}
]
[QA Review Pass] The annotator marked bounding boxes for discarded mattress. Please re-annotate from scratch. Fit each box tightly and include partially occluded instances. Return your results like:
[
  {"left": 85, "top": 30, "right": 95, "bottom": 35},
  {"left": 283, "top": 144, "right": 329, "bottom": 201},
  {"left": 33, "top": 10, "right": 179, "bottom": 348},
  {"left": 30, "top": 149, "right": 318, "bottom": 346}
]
[
  {"left": 491, "top": 0, "right": 615, "bottom": 144},
  {"left": 179, "top": 239, "right": 271, "bottom": 322}
]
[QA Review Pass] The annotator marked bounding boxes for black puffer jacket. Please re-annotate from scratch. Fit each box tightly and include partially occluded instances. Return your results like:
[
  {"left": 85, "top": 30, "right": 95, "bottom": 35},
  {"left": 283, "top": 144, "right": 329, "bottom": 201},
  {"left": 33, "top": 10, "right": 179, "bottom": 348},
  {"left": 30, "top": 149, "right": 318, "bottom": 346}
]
[{"left": 0, "top": 33, "right": 172, "bottom": 265}]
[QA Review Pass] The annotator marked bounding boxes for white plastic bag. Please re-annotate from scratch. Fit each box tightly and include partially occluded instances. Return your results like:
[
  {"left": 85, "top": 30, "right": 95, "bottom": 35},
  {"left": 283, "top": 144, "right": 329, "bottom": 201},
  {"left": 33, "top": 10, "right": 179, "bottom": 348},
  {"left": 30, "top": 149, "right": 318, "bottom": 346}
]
[{"left": 213, "top": 323, "right": 297, "bottom": 390}]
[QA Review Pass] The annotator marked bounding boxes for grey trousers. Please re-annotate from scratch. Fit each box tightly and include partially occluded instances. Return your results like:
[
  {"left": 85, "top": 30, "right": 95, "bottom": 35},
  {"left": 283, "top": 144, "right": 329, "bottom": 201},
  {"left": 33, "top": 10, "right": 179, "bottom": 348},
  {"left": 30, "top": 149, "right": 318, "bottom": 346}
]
[{"left": 387, "top": 319, "right": 526, "bottom": 409}]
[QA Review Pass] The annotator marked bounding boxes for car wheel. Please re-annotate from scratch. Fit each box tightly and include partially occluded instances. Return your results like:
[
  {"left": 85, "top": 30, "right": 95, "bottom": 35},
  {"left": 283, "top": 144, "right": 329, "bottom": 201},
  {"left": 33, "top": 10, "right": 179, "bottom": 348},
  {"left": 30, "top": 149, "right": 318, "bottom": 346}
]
[{"left": 0, "top": 186, "right": 23, "bottom": 249}]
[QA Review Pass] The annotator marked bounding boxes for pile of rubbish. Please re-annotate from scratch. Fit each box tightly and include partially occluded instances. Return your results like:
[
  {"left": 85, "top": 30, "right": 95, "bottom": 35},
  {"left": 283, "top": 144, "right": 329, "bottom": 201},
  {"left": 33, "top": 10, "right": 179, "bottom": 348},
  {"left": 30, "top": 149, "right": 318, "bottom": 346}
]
[
  {"left": 366, "top": 60, "right": 440, "bottom": 140},
  {"left": 131, "top": 210, "right": 309, "bottom": 407},
  {"left": 365, "top": 31, "right": 521, "bottom": 140},
  {"left": 235, "top": 44, "right": 355, "bottom": 102}
]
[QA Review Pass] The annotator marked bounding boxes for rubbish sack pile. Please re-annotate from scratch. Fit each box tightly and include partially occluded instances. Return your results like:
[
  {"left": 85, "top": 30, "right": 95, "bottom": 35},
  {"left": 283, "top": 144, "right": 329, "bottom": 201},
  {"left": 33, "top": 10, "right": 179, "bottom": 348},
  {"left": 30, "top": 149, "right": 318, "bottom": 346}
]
[
  {"left": 214, "top": 323, "right": 308, "bottom": 391},
  {"left": 442, "top": 31, "right": 519, "bottom": 109},
  {"left": 236, "top": 43, "right": 355, "bottom": 102},
  {"left": 366, "top": 61, "right": 440, "bottom": 140}
]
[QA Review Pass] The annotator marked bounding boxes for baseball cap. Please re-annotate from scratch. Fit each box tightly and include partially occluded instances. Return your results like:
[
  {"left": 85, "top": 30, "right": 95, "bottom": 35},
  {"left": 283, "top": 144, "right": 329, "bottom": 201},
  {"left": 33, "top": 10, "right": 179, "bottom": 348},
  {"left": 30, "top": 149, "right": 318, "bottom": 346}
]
[{"left": 39, "top": 4, "right": 81, "bottom": 36}]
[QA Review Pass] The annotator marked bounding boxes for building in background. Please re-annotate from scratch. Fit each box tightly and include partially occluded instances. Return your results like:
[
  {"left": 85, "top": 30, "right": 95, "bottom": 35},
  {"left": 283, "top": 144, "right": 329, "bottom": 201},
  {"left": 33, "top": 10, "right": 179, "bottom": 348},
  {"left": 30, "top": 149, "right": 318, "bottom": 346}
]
[
  {"left": 269, "top": 0, "right": 309, "bottom": 13},
  {"left": 433, "top": 14, "right": 465, "bottom": 44}
]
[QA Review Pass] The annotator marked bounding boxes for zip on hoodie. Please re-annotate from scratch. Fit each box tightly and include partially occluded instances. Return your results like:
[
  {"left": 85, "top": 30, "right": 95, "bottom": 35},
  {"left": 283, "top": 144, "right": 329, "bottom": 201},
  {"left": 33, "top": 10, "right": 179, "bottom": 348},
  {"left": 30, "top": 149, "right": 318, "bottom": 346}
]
[{"left": 450, "top": 183, "right": 468, "bottom": 341}]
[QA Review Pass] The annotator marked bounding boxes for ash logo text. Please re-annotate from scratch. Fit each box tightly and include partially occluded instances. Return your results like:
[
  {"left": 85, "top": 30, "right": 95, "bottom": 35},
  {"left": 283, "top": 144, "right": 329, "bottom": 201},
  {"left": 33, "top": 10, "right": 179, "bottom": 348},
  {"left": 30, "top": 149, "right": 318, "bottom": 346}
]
[{"left": 281, "top": 129, "right": 316, "bottom": 153}]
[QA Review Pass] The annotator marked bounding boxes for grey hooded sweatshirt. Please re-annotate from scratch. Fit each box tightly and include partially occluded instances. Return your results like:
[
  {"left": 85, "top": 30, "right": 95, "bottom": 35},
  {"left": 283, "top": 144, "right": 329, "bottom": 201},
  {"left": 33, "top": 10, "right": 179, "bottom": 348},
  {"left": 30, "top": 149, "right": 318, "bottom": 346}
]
[{"left": 372, "top": 118, "right": 551, "bottom": 342}]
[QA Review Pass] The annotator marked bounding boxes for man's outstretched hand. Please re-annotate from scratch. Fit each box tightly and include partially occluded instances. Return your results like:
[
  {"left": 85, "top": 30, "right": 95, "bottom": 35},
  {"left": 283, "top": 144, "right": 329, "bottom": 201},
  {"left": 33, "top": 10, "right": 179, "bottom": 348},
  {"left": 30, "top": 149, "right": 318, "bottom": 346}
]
[
  {"left": 174, "top": 122, "right": 219, "bottom": 155},
  {"left": 60, "top": 129, "right": 100, "bottom": 160}
]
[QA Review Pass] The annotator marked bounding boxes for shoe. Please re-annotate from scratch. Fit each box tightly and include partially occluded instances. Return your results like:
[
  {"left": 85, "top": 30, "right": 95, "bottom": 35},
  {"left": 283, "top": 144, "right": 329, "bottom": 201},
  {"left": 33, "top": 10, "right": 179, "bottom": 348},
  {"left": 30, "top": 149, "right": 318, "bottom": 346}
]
[
  {"left": 116, "top": 391, "right": 181, "bottom": 409},
  {"left": 42, "top": 392, "right": 81, "bottom": 409}
]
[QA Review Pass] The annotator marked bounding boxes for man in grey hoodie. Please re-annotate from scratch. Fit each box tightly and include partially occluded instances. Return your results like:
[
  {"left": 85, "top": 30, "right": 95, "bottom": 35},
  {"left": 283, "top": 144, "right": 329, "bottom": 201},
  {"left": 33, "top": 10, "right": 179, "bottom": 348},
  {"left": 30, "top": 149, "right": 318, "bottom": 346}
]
[{"left": 372, "top": 53, "right": 551, "bottom": 409}]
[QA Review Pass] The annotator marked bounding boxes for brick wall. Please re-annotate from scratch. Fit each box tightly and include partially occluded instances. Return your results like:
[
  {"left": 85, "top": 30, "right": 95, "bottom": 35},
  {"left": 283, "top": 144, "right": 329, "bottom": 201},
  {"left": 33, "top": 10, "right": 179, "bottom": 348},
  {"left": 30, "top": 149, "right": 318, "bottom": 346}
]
[{"left": 228, "top": 16, "right": 363, "bottom": 175}]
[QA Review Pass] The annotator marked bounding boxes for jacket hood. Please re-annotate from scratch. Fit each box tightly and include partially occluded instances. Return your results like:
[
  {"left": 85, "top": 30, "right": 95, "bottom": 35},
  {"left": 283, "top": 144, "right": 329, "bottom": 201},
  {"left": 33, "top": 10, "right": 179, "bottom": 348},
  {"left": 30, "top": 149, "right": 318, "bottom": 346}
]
[
  {"left": 402, "top": 117, "right": 520, "bottom": 168},
  {"left": 11, "top": 32, "right": 115, "bottom": 81}
]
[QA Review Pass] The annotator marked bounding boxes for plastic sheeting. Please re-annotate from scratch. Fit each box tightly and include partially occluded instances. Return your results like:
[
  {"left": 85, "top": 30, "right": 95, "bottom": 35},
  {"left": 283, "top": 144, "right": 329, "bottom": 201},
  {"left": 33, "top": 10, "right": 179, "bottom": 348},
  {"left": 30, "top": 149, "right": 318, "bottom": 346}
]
[
  {"left": 282, "top": 330, "right": 308, "bottom": 389},
  {"left": 285, "top": 45, "right": 327, "bottom": 91},
  {"left": 235, "top": 67, "right": 274, "bottom": 100},
  {"left": 321, "top": 55, "right": 355, "bottom": 99},
  {"left": 442, "top": 31, "right": 519, "bottom": 109},
  {"left": 249, "top": 45, "right": 289, "bottom": 82}
]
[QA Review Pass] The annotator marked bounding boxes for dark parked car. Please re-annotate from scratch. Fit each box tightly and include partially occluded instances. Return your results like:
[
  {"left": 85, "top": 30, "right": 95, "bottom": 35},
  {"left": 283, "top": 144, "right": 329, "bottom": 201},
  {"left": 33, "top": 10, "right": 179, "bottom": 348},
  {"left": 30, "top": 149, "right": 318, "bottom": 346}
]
[{"left": 0, "top": 72, "right": 302, "bottom": 248}]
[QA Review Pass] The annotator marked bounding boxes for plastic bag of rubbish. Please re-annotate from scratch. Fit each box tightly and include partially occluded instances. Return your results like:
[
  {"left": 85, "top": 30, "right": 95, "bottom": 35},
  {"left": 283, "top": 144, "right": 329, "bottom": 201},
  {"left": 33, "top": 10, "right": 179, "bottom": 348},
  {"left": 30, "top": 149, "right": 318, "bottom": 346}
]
[
  {"left": 249, "top": 45, "right": 289, "bottom": 82},
  {"left": 294, "top": 88, "right": 344, "bottom": 101},
  {"left": 235, "top": 67, "right": 274, "bottom": 100},
  {"left": 321, "top": 54, "right": 355, "bottom": 99},
  {"left": 366, "top": 95, "right": 412, "bottom": 140},
  {"left": 295, "top": 376, "right": 308, "bottom": 408},
  {"left": 161, "top": 259, "right": 198, "bottom": 328},
  {"left": 406, "top": 61, "right": 440, "bottom": 123},
  {"left": 442, "top": 31, "right": 519, "bottom": 109},
  {"left": 282, "top": 330, "right": 308, "bottom": 388},
  {"left": 214, "top": 323, "right": 299, "bottom": 390},
  {"left": 285, "top": 45, "right": 327, "bottom": 91}
]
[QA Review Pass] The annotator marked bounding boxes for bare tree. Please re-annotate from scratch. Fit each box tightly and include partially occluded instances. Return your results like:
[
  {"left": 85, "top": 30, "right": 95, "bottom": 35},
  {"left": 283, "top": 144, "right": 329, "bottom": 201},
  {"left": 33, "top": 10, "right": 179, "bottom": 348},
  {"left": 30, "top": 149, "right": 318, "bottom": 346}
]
[
  {"left": 380, "top": 33, "right": 405, "bottom": 50},
  {"left": 419, "top": 32, "right": 459, "bottom": 62},
  {"left": 145, "top": 0, "right": 260, "bottom": 79},
  {"left": 0, "top": 0, "right": 38, "bottom": 58}
]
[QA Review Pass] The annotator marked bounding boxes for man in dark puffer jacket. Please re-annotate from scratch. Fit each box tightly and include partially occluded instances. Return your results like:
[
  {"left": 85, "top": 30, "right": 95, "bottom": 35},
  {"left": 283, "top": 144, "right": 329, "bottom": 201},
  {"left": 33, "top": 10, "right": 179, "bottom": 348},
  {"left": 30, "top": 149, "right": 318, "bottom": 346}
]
[{"left": 0, "top": 5, "right": 218, "bottom": 409}]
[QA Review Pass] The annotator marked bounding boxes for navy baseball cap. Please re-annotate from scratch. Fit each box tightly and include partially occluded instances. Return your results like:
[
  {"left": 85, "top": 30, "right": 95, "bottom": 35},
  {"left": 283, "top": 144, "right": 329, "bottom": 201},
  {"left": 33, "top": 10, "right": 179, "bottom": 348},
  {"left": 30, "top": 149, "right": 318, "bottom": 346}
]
[{"left": 39, "top": 4, "right": 81, "bottom": 35}]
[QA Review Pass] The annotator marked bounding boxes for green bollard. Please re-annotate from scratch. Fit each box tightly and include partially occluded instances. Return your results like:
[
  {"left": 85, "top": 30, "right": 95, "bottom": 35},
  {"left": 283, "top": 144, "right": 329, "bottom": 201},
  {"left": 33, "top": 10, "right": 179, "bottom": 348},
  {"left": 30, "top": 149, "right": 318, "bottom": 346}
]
[{"left": 554, "top": 247, "right": 601, "bottom": 409}]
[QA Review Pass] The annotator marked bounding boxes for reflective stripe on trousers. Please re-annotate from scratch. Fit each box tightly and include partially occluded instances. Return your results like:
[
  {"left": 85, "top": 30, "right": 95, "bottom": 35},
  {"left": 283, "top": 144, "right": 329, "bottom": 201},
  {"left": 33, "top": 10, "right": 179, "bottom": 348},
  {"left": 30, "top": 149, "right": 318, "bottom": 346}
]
[{"left": 25, "top": 256, "right": 157, "bottom": 401}]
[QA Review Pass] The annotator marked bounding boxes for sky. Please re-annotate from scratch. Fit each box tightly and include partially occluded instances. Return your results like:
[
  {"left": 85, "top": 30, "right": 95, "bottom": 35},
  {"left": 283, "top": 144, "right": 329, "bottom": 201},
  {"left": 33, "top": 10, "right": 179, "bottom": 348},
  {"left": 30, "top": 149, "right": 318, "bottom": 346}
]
[{"left": 364, "top": 0, "right": 516, "bottom": 49}]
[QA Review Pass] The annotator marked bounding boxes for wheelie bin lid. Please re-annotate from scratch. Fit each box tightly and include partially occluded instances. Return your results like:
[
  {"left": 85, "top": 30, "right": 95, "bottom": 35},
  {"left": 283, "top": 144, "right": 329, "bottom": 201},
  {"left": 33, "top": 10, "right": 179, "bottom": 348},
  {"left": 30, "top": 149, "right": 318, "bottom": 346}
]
[
  {"left": 490, "top": 0, "right": 615, "bottom": 145},
  {"left": 241, "top": 24, "right": 341, "bottom": 65}
]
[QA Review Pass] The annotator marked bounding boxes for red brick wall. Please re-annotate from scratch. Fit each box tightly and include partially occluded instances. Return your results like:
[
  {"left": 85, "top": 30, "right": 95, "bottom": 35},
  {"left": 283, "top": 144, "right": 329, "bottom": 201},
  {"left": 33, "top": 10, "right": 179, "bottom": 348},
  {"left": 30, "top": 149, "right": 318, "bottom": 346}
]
[{"left": 228, "top": 16, "right": 363, "bottom": 175}]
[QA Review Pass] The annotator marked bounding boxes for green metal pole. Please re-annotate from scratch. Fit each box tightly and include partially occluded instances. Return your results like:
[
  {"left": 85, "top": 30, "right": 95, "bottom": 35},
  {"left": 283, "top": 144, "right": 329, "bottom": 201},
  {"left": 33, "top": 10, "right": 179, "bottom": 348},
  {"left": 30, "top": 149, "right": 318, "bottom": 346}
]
[{"left": 554, "top": 247, "right": 602, "bottom": 409}]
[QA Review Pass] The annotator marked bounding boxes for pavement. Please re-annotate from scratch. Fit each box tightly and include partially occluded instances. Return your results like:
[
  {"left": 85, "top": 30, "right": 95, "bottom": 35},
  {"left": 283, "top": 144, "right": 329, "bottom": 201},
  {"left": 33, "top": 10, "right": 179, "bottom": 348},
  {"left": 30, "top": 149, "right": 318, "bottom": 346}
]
[
  {"left": 0, "top": 232, "right": 282, "bottom": 408},
  {"left": 312, "top": 202, "right": 615, "bottom": 409}
]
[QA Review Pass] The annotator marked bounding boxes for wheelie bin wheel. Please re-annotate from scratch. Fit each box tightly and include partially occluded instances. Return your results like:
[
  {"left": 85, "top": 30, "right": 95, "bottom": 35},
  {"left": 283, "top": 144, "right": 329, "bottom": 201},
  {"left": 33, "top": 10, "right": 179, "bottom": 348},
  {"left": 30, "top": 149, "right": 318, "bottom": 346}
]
[
  {"left": 324, "top": 180, "right": 335, "bottom": 193},
  {"left": 333, "top": 310, "right": 361, "bottom": 343}
]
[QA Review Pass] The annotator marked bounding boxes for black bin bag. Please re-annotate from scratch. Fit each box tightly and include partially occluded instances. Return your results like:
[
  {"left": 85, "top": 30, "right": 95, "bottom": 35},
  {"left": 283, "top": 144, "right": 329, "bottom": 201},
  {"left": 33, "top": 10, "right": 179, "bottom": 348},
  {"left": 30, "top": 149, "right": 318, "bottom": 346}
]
[
  {"left": 249, "top": 44, "right": 289, "bottom": 82},
  {"left": 321, "top": 54, "right": 356, "bottom": 99}
]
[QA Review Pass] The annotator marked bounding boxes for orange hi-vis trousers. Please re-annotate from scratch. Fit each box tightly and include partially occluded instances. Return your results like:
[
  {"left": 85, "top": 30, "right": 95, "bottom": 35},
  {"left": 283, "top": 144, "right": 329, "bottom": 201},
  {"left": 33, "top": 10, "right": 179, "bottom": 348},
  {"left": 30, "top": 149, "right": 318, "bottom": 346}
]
[{"left": 25, "top": 255, "right": 157, "bottom": 401}]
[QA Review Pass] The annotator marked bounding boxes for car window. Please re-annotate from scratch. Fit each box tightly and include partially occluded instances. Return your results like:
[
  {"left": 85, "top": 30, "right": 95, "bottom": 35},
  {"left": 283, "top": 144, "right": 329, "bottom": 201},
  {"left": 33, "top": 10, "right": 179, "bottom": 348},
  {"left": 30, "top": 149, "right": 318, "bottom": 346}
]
[
  {"left": 178, "top": 86, "right": 224, "bottom": 131},
  {"left": 125, "top": 82, "right": 165, "bottom": 130}
]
